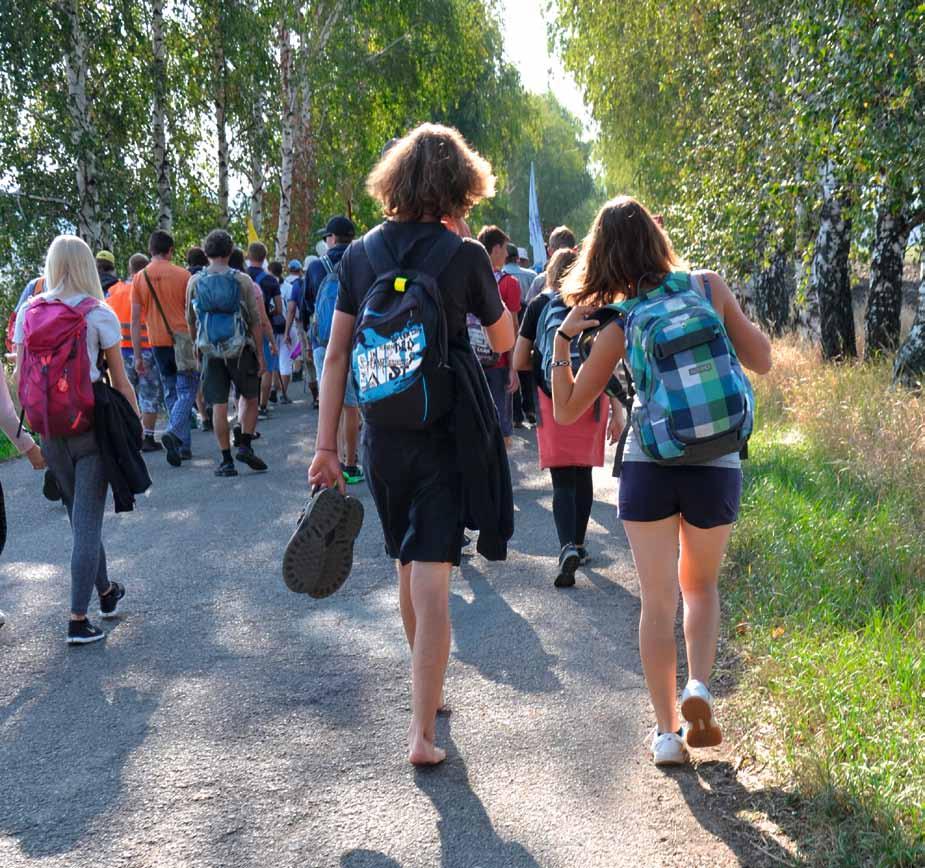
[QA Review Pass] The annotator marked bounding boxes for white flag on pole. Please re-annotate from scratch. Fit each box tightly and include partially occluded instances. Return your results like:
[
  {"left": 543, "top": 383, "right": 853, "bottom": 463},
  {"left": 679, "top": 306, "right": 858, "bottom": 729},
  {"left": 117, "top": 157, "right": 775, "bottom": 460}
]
[{"left": 528, "top": 162, "right": 546, "bottom": 270}]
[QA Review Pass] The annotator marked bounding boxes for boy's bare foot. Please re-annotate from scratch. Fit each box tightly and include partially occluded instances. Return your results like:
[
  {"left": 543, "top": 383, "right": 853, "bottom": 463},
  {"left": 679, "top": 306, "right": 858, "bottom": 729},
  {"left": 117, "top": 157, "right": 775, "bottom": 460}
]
[{"left": 409, "top": 734, "right": 446, "bottom": 766}]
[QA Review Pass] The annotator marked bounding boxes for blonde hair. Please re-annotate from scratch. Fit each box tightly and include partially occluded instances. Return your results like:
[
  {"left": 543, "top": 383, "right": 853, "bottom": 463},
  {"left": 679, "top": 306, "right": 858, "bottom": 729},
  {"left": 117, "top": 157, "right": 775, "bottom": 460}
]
[
  {"left": 367, "top": 123, "right": 496, "bottom": 221},
  {"left": 44, "top": 235, "right": 104, "bottom": 300},
  {"left": 546, "top": 247, "right": 578, "bottom": 292},
  {"left": 561, "top": 196, "right": 680, "bottom": 308}
]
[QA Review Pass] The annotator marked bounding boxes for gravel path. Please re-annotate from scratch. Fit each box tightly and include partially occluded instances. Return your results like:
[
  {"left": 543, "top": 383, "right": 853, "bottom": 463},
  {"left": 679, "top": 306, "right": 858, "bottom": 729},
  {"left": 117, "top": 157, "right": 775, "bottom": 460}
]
[{"left": 0, "top": 395, "right": 788, "bottom": 867}]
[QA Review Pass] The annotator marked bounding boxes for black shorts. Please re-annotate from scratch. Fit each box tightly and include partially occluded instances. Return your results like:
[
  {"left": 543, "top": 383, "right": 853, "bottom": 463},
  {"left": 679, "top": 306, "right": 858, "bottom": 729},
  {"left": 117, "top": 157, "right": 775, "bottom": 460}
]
[
  {"left": 618, "top": 462, "right": 742, "bottom": 529},
  {"left": 363, "top": 424, "right": 465, "bottom": 566},
  {"left": 201, "top": 346, "right": 260, "bottom": 405}
]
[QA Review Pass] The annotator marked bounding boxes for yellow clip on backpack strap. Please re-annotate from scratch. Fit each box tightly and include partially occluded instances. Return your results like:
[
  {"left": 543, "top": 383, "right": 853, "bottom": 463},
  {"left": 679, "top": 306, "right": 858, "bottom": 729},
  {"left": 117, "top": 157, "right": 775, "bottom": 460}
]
[{"left": 394, "top": 276, "right": 407, "bottom": 292}]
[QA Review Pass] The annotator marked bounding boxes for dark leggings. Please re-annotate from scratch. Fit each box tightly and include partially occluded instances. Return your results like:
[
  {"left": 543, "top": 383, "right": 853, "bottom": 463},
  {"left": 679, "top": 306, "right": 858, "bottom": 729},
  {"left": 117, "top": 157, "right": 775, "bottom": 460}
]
[{"left": 549, "top": 466, "right": 594, "bottom": 549}]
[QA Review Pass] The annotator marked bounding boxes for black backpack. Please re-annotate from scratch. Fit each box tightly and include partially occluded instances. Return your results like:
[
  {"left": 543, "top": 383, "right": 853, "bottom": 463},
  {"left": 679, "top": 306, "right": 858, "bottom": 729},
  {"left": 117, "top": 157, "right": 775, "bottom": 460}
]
[{"left": 351, "top": 225, "right": 462, "bottom": 430}]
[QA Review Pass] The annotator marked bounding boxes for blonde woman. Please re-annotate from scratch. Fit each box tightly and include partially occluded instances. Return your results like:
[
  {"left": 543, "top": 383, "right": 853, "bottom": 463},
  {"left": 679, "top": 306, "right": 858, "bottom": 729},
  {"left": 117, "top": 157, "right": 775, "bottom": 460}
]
[
  {"left": 15, "top": 235, "right": 140, "bottom": 645},
  {"left": 551, "top": 197, "right": 771, "bottom": 765}
]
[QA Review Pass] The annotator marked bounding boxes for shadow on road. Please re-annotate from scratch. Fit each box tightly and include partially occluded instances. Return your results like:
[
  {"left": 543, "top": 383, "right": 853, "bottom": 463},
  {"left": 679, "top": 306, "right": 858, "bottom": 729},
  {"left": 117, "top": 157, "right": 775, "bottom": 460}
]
[
  {"left": 667, "top": 760, "right": 804, "bottom": 867},
  {"left": 0, "top": 647, "right": 158, "bottom": 859},
  {"left": 341, "top": 849, "right": 402, "bottom": 867},
  {"left": 414, "top": 722, "right": 540, "bottom": 868},
  {"left": 451, "top": 561, "right": 561, "bottom": 693}
]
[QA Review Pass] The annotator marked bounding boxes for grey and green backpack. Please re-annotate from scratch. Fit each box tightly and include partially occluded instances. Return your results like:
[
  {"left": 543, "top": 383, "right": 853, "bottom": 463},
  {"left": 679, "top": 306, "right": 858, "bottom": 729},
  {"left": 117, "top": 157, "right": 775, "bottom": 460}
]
[{"left": 602, "top": 270, "right": 754, "bottom": 468}]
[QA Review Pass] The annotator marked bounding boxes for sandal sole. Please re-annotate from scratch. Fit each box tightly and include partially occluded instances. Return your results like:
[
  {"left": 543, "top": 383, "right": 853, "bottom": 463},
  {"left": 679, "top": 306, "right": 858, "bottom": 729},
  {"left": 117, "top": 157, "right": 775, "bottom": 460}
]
[
  {"left": 312, "top": 497, "right": 365, "bottom": 599},
  {"left": 282, "top": 489, "right": 346, "bottom": 594}
]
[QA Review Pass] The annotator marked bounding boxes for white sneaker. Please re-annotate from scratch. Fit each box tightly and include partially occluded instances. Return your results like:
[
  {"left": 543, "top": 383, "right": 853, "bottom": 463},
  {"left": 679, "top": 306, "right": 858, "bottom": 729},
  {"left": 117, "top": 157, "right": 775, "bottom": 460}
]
[
  {"left": 651, "top": 728, "right": 689, "bottom": 766},
  {"left": 681, "top": 679, "right": 723, "bottom": 748}
]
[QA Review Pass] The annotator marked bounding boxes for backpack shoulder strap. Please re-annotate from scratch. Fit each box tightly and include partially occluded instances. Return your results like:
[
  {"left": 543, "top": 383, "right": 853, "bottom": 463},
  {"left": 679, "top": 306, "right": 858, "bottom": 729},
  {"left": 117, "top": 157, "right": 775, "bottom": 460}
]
[
  {"left": 689, "top": 270, "right": 713, "bottom": 303},
  {"left": 363, "top": 225, "right": 397, "bottom": 276},
  {"left": 143, "top": 267, "right": 172, "bottom": 334},
  {"left": 417, "top": 230, "right": 463, "bottom": 280},
  {"left": 75, "top": 297, "right": 100, "bottom": 316}
]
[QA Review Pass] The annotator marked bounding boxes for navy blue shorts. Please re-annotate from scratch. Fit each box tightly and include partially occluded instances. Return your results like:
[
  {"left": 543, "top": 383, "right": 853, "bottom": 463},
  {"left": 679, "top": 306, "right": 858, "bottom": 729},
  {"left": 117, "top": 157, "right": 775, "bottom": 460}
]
[{"left": 618, "top": 462, "right": 742, "bottom": 529}]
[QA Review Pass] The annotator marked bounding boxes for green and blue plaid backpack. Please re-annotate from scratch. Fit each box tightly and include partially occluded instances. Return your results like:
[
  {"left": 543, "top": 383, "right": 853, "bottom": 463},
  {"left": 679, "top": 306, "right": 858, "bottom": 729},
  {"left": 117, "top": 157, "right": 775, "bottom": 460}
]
[{"left": 605, "top": 270, "right": 753, "bottom": 466}]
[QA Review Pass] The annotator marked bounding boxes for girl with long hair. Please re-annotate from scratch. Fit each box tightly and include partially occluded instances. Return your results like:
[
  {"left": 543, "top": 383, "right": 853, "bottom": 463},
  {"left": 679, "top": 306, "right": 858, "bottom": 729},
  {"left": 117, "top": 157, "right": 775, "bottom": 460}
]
[{"left": 551, "top": 197, "right": 771, "bottom": 765}]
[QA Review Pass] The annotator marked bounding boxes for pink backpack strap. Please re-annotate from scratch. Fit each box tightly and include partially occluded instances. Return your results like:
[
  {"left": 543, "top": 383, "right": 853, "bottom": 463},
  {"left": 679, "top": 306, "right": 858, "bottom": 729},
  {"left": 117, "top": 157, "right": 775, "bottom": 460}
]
[{"left": 74, "top": 297, "right": 100, "bottom": 316}]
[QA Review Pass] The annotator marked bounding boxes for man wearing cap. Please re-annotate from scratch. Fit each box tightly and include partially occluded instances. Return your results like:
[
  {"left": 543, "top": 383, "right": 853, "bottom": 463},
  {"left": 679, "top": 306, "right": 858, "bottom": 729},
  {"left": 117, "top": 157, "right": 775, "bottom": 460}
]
[
  {"left": 305, "top": 215, "right": 364, "bottom": 485},
  {"left": 95, "top": 250, "right": 121, "bottom": 295}
]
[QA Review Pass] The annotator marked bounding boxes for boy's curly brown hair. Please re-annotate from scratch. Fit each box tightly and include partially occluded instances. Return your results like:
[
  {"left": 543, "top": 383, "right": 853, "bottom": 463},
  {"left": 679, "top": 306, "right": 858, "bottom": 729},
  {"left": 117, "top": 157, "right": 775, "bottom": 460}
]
[{"left": 366, "top": 123, "right": 496, "bottom": 221}]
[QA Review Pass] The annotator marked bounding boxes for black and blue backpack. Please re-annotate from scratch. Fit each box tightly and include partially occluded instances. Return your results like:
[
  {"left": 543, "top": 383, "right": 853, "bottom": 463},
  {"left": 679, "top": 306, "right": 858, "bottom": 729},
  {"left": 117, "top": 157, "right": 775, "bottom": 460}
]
[
  {"left": 350, "top": 225, "right": 462, "bottom": 430},
  {"left": 533, "top": 289, "right": 582, "bottom": 394}
]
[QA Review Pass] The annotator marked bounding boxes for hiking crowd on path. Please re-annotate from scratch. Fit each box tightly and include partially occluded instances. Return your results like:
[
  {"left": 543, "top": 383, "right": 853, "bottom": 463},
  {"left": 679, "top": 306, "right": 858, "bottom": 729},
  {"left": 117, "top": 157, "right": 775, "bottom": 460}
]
[{"left": 2, "top": 122, "right": 772, "bottom": 773}]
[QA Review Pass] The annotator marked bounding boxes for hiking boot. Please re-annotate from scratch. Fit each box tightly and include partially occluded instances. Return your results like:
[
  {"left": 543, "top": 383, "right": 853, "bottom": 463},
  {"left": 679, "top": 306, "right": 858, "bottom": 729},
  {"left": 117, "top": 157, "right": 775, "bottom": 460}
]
[
  {"left": 214, "top": 459, "right": 238, "bottom": 477},
  {"left": 232, "top": 425, "right": 242, "bottom": 448},
  {"left": 343, "top": 465, "right": 365, "bottom": 485},
  {"left": 269, "top": 389, "right": 278, "bottom": 404},
  {"left": 554, "top": 544, "right": 580, "bottom": 588},
  {"left": 67, "top": 619, "right": 105, "bottom": 645},
  {"left": 180, "top": 448, "right": 193, "bottom": 461},
  {"left": 99, "top": 581, "right": 125, "bottom": 619},
  {"left": 141, "top": 435, "right": 163, "bottom": 453},
  {"left": 161, "top": 431, "right": 182, "bottom": 467},
  {"left": 43, "top": 470, "right": 61, "bottom": 502},
  {"left": 257, "top": 407, "right": 270, "bottom": 421},
  {"left": 236, "top": 446, "right": 267, "bottom": 472},
  {"left": 279, "top": 394, "right": 293, "bottom": 405}
]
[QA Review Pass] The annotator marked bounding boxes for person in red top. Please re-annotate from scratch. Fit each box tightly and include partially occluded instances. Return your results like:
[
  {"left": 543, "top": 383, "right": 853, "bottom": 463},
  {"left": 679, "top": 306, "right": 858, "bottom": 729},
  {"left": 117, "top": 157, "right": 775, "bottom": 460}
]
[
  {"left": 477, "top": 225, "right": 521, "bottom": 448},
  {"left": 107, "top": 253, "right": 164, "bottom": 451}
]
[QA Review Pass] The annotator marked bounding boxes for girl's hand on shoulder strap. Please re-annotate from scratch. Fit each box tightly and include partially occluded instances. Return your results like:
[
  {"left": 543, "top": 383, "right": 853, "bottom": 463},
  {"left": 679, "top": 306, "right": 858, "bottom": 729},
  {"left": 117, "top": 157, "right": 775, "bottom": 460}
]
[{"left": 559, "top": 305, "right": 600, "bottom": 339}]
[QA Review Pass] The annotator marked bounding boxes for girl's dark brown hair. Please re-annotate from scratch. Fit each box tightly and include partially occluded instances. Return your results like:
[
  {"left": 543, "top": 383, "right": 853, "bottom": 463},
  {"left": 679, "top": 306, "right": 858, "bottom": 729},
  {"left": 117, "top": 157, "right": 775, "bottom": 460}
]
[
  {"left": 546, "top": 247, "right": 578, "bottom": 293},
  {"left": 561, "top": 196, "right": 681, "bottom": 308},
  {"left": 366, "top": 123, "right": 496, "bottom": 221}
]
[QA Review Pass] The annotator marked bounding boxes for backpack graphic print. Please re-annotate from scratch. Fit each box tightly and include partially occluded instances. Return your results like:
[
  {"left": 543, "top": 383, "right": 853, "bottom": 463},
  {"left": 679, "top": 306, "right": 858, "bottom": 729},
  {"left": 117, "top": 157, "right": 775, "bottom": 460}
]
[
  {"left": 351, "top": 226, "right": 462, "bottom": 430},
  {"left": 192, "top": 270, "right": 247, "bottom": 360},
  {"left": 610, "top": 271, "right": 753, "bottom": 464},
  {"left": 18, "top": 297, "right": 98, "bottom": 439},
  {"left": 466, "top": 313, "right": 499, "bottom": 367},
  {"left": 312, "top": 257, "right": 339, "bottom": 346}
]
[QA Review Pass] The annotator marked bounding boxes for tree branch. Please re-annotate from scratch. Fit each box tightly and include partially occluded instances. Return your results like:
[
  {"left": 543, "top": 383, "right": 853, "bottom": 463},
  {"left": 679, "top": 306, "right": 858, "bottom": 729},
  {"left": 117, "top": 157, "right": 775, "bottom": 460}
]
[{"left": 0, "top": 189, "right": 75, "bottom": 211}]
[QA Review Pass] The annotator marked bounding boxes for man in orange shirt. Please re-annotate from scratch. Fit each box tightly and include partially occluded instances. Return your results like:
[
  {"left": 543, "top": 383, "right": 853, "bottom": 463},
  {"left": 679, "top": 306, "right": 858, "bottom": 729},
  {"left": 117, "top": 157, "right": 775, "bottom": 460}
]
[
  {"left": 108, "top": 253, "right": 164, "bottom": 451},
  {"left": 131, "top": 230, "right": 199, "bottom": 468}
]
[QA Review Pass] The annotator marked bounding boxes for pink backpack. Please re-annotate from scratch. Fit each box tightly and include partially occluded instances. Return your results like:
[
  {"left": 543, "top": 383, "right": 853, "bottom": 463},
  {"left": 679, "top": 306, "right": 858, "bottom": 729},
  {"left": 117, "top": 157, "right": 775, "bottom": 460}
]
[{"left": 18, "top": 297, "right": 98, "bottom": 439}]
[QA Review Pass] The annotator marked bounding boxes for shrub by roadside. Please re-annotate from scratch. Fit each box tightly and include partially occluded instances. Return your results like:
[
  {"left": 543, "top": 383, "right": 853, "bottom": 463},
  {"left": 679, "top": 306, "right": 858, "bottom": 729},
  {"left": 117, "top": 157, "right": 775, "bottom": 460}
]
[{"left": 725, "top": 339, "right": 925, "bottom": 866}]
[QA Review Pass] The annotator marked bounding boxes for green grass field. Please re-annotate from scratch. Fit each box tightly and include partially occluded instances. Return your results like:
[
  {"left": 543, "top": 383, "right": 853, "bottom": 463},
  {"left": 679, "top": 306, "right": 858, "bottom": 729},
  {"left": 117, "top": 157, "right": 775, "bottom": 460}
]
[{"left": 725, "top": 343, "right": 925, "bottom": 866}]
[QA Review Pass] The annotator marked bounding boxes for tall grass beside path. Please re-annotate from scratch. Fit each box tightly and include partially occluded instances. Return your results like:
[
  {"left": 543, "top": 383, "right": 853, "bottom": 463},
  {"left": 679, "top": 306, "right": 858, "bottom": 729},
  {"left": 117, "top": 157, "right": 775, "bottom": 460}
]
[{"left": 724, "top": 340, "right": 925, "bottom": 866}]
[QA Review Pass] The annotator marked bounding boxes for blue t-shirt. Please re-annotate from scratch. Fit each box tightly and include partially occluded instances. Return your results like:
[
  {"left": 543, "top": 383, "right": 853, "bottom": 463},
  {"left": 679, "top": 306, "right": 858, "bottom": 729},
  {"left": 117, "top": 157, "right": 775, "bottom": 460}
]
[{"left": 304, "top": 244, "right": 348, "bottom": 318}]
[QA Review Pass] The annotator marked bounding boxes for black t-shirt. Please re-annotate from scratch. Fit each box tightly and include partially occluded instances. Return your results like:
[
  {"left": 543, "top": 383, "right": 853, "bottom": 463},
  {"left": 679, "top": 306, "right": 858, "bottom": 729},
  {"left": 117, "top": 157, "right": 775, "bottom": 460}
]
[
  {"left": 335, "top": 221, "right": 505, "bottom": 343},
  {"left": 519, "top": 290, "right": 555, "bottom": 395}
]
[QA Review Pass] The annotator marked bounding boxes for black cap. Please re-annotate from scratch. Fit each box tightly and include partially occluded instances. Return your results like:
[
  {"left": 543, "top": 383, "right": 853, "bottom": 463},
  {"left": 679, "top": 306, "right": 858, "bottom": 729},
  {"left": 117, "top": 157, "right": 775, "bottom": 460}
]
[{"left": 318, "top": 216, "right": 356, "bottom": 238}]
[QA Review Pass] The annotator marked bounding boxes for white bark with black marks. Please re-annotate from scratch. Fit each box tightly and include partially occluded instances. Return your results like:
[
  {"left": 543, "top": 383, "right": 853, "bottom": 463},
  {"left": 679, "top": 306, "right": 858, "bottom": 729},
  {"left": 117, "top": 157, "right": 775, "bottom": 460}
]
[
  {"left": 60, "top": 0, "right": 102, "bottom": 247},
  {"left": 805, "top": 163, "right": 856, "bottom": 359},
  {"left": 753, "top": 247, "right": 793, "bottom": 336},
  {"left": 275, "top": 23, "right": 294, "bottom": 260},
  {"left": 213, "top": 27, "right": 229, "bottom": 228},
  {"left": 151, "top": 0, "right": 172, "bottom": 230},
  {"left": 894, "top": 262, "right": 925, "bottom": 388}
]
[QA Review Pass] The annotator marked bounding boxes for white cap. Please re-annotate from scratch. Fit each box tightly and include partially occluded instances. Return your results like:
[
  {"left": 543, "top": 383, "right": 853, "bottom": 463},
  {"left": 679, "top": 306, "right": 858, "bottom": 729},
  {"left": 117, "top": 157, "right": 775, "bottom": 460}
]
[{"left": 517, "top": 247, "right": 529, "bottom": 260}]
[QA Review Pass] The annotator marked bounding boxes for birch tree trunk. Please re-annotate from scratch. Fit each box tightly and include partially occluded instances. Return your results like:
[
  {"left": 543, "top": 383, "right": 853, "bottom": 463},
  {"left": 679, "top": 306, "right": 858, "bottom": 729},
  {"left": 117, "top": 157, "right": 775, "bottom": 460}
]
[
  {"left": 864, "top": 197, "right": 912, "bottom": 358},
  {"left": 213, "top": 27, "right": 229, "bottom": 228},
  {"left": 248, "top": 92, "right": 266, "bottom": 237},
  {"left": 893, "top": 261, "right": 925, "bottom": 388},
  {"left": 60, "top": 0, "right": 102, "bottom": 248},
  {"left": 275, "top": 23, "right": 295, "bottom": 259},
  {"left": 805, "top": 163, "right": 856, "bottom": 359},
  {"left": 151, "top": 0, "right": 172, "bottom": 230},
  {"left": 753, "top": 247, "right": 793, "bottom": 336}
]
